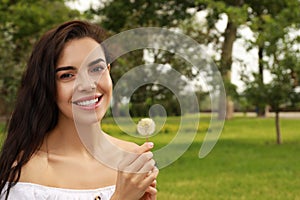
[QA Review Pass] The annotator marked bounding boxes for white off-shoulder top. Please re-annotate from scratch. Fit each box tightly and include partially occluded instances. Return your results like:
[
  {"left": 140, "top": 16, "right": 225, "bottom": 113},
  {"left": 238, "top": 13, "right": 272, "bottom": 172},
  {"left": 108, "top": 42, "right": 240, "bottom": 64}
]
[{"left": 1, "top": 182, "right": 115, "bottom": 200}]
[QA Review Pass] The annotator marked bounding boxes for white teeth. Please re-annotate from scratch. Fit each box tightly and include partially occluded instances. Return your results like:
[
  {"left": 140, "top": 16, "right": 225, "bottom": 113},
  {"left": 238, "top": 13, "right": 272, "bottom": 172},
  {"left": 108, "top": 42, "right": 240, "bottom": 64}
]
[{"left": 76, "top": 98, "right": 98, "bottom": 106}]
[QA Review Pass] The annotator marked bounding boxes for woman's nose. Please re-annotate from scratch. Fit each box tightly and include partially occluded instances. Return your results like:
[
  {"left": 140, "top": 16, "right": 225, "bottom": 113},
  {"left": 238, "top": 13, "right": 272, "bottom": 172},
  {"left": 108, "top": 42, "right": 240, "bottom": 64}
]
[
  {"left": 75, "top": 70, "right": 97, "bottom": 92},
  {"left": 77, "top": 81, "right": 96, "bottom": 92}
]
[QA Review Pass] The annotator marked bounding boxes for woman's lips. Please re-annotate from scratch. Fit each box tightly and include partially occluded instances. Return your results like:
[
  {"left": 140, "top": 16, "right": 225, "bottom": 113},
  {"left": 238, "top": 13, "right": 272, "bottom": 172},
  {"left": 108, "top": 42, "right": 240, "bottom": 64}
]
[{"left": 72, "top": 94, "right": 103, "bottom": 110}]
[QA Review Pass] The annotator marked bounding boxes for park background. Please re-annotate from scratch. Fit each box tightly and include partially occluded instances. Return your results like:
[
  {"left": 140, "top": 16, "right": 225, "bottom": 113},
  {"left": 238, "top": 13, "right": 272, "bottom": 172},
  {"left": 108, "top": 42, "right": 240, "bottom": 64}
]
[{"left": 0, "top": 0, "right": 300, "bottom": 199}]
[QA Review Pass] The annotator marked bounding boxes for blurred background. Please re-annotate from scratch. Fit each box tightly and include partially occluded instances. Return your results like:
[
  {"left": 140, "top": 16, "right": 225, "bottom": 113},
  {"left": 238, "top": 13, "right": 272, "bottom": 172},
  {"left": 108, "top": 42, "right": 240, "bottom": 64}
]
[{"left": 1, "top": 0, "right": 300, "bottom": 199}]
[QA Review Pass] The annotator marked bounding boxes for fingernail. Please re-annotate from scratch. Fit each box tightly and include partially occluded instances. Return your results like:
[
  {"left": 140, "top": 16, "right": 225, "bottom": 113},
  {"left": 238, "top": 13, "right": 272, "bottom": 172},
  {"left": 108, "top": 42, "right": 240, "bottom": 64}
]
[{"left": 148, "top": 142, "right": 154, "bottom": 148}]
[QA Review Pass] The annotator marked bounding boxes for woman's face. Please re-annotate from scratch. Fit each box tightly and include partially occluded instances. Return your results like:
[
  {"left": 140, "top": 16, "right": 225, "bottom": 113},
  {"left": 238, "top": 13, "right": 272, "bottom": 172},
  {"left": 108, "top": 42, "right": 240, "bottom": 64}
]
[{"left": 55, "top": 37, "right": 112, "bottom": 124}]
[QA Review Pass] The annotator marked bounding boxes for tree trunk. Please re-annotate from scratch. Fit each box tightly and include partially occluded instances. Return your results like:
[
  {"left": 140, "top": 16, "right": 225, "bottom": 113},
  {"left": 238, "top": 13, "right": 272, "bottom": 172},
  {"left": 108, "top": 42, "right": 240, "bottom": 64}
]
[
  {"left": 275, "top": 111, "right": 281, "bottom": 144},
  {"left": 257, "top": 46, "right": 266, "bottom": 117},
  {"left": 218, "top": 21, "right": 237, "bottom": 120},
  {"left": 218, "top": 87, "right": 227, "bottom": 120},
  {"left": 112, "top": 101, "right": 120, "bottom": 117},
  {"left": 258, "top": 46, "right": 264, "bottom": 81},
  {"left": 217, "top": 0, "right": 244, "bottom": 120}
]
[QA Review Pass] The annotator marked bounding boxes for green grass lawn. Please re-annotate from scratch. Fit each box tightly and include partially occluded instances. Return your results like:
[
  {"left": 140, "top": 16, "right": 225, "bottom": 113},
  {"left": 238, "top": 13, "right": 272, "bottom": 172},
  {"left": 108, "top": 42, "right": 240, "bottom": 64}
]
[
  {"left": 1, "top": 116, "right": 300, "bottom": 199},
  {"left": 103, "top": 115, "right": 300, "bottom": 200}
]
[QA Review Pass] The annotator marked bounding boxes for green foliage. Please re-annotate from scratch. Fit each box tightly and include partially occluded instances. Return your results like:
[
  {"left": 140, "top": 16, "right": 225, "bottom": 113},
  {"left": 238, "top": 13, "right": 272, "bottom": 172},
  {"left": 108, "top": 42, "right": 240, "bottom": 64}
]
[
  {"left": 242, "top": 73, "right": 267, "bottom": 112},
  {"left": 241, "top": 0, "right": 300, "bottom": 111},
  {"left": 267, "top": 52, "right": 300, "bottom": 111},
  {"left": 0, "top": 0, "right": 80, "bottom": 116},
  {"left": 199, "top": 0, "right": 248, "bottom": 26},
  {"left": 90, "top": 0, "right": 196, "bottom": 33},
  {"left": 89, "top": 1, "right": 210, "bottom": 117},
  {"left": 223, "top": 78, "right": 239, "bottom": 100},
  {"left": 243, "top": 48, "right": 300, "bottom": 113},
  {"left": 0, "top": 22, "right": 21, "bottom": 115},
  {"left": 242, "top": 51, "right": 300, "bottom": 112},
  {"left": 1, "top": 0, "right": 299, "bottom": 119}
]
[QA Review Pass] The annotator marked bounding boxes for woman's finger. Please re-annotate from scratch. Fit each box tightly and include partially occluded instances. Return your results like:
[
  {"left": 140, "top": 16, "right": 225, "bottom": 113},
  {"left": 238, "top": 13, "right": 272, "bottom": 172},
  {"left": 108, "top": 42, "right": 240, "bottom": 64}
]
[
  {"left": 145, "top": 186, "right": 157, "bottom": 196},
  {"left": 138, "top": 158, "right": 155, "bottom": 174},
  {"left": 142, "top": 167, "right": 159, "bottom": 187},
  {"left": 121, "top": 151, "right": 153, "bottom": 173},
  {"left": 118, "top": 142, "right": 154, "bottom": 173}
]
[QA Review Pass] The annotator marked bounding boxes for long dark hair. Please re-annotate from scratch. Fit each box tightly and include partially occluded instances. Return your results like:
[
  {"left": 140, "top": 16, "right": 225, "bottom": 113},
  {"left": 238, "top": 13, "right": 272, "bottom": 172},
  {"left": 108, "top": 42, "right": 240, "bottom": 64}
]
[{"left": 0, "top": 20, "right": 106, "bottom": 199}]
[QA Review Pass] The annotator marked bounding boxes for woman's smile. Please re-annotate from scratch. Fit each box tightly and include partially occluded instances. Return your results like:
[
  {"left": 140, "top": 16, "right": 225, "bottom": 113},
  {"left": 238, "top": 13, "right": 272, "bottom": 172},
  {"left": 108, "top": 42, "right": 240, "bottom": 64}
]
[{"left": 72, "top": 94, "right": 103, "bottom": 110}]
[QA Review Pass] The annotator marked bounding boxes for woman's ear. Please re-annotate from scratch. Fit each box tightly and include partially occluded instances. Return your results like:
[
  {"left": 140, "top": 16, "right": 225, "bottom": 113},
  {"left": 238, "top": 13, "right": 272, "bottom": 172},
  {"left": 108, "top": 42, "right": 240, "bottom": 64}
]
[{"left": 107, "top": 63, "right": 111, "bottom": 71}]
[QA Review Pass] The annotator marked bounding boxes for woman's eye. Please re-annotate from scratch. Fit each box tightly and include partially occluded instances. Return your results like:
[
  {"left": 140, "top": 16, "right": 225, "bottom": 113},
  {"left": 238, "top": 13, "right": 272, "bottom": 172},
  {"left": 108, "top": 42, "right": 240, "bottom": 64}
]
[
  {"left": 59, "top": 73, "right": 74, "bottom": 80},
  {"left": 90, "top": 65, "right": 106, "bottom": 73}
]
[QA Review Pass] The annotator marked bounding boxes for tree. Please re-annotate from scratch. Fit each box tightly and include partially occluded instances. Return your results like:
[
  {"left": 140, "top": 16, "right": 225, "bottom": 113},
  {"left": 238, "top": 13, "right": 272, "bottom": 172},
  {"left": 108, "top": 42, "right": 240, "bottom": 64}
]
[
  {"left": 91, "top": 0, "right": 196, "bottom": 33},
  {"left": 195, "top": 0, "right": 300, "bottom": 120},
  {"left": 242, "top": 51, "right": 300, "bottom": 144},
  {"left": 90, "top": 0, "right": 249, "bottom": 118},
  {"left": 242, "top": 1, "right": 300, "bottom": 143},
  {"left": 266, "top": 52, "right": 299, "bottom": 144},
  {"left": 88, "top": 0, "right": 207, "bottom": 117},
  {"left": 244, "top": 0, "right": 300, "bottom": 116},
  {"left": 191, "top": 0, "right": 249, "bottom": 119},
  {"left": 0, "top": 0, "right": 80, "bottom": 120}
]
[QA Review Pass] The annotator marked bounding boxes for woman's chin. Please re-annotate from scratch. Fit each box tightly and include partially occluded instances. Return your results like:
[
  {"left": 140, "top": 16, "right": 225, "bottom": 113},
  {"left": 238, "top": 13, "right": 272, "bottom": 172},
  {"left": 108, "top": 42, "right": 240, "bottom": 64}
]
[{"left": 73, "top": 111, "right": 106, "bottom": 126}]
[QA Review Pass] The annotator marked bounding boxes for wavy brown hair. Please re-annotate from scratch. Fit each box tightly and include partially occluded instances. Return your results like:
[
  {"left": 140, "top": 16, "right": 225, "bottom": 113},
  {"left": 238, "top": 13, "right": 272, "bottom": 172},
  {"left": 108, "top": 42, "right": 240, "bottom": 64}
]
[{"left": 0, "top": 20, "right": 107, "bottom": 199}]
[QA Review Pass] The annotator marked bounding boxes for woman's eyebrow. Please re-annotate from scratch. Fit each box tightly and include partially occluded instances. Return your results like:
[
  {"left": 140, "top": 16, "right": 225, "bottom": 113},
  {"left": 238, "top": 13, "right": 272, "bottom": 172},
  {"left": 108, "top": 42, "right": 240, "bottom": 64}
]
[
  {"left": 88, "top": 58, "right": 106, "bottom": 67},
  {"left": 55, "top": 58, "right": 105, "bottom": 73},
  {"left": 55, "top": 66, "right": 77, "bottom": 73}
]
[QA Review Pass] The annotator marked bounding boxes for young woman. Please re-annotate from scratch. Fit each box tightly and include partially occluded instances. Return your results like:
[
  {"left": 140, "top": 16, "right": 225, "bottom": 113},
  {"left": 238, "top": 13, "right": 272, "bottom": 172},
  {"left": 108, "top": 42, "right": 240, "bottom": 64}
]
[{"left": 0, "top": 20, "right": 158, "bottom": 200}]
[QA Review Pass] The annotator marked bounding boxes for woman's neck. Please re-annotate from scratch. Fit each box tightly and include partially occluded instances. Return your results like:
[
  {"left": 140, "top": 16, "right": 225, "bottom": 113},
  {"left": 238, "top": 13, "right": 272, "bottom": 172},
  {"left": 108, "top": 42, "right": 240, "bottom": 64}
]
[
  {"left": 41, "top": 115, "right": 101, "bottom": 158},
  {"left": 42, "top": 115, "right": 124, "bottom": 171}
]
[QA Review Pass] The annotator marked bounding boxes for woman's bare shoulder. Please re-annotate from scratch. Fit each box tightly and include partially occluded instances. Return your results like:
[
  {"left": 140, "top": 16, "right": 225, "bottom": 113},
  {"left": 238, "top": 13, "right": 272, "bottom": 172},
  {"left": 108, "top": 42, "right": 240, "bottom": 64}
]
[
  {"left": 104, "top": 133, "right": 140, "bottom": 153},
  {"left": 18, "top": 151, "right": 50, "bottom": 183}
]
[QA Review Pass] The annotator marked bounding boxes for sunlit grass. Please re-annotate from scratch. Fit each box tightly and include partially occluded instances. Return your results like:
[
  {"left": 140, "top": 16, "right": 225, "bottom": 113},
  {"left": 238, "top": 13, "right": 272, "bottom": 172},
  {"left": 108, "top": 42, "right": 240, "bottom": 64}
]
[{"left": 103, "top": 115, "right": 300, "bottom": 200}]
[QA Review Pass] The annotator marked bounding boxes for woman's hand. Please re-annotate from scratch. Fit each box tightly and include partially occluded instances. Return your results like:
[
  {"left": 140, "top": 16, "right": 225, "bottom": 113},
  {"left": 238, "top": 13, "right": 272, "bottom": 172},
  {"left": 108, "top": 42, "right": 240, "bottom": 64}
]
[{"left": 111, "top": 142, "right": 159, "bottom": 200}]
